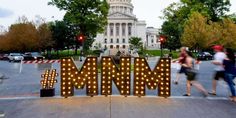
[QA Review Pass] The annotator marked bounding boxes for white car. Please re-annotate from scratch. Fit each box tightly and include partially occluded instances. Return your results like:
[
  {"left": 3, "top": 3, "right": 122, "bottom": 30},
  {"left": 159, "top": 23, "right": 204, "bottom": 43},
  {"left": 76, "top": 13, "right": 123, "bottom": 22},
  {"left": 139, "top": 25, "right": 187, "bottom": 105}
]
[{"left": 8, "top": 53, "right": 24, "bottom": 62}]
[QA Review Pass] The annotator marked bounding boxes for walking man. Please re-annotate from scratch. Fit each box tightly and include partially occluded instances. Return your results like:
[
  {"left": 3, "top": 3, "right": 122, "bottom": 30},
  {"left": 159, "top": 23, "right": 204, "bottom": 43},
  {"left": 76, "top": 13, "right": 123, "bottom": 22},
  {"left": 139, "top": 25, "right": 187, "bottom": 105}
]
[{"left": 209, "top": 45, "right": 226, "bottom": 95}]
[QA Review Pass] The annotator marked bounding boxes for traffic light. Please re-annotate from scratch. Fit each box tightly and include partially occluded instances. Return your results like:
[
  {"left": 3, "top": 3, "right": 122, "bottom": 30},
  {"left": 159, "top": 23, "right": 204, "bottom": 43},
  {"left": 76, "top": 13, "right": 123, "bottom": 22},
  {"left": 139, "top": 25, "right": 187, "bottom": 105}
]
[
  {"left": 77, "top": 34, "right": 84, "bottom": 46},
  {"left": 77, "top": 34, "right": 84, "bottom": 42},
  {"left": 159, "top": 35, "right": 166, "bottom": 44}
]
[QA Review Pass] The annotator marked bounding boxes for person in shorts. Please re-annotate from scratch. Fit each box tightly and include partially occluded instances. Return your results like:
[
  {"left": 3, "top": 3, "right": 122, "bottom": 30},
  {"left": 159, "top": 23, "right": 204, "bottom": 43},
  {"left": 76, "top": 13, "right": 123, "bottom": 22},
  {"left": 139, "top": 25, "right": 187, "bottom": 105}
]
[
  {"left": 173, "top": 47, "right": 187, "bottom": 84},
  {"left": 181, "top": 51, "right": 208, "bottom": 97},
  {"left": 209, "top": 45, "right": 226, "bottom": 95}
]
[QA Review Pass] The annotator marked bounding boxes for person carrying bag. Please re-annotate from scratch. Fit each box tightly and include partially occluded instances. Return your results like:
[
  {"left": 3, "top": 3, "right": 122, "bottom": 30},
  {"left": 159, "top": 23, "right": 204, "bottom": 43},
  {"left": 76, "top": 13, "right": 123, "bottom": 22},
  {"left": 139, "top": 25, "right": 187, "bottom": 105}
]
[{"left": 182, "top": 51, "right": 208, "bottom": 97}]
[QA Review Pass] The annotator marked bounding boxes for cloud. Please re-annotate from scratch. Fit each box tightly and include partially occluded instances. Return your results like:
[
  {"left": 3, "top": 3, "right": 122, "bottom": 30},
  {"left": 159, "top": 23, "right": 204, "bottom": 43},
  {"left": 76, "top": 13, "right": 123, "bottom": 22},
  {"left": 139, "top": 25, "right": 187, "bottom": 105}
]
[{"left": 0, "top": 8, "right": 13, "bottom": 18}]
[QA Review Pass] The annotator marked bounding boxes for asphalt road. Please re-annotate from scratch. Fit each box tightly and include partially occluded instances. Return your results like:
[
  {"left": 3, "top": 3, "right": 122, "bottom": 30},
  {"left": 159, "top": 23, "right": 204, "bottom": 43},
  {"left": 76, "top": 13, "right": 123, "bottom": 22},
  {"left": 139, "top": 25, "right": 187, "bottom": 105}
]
[
  {"left": 0, "top": 59, "right": 236, "bottom": 118},
  {"left": 0, "top": 59, "right": 232, "bottom": 97}
]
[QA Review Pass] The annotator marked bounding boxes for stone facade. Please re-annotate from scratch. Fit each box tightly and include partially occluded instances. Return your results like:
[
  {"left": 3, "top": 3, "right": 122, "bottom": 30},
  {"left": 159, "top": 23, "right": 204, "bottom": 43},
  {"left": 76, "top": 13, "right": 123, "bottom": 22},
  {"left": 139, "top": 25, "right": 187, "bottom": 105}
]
[
  {"left": 93, "top": 0, "right": 160, "bottom": 55},
  {"left": 146, "top": 27, "right": 161, "bottom": 50}
]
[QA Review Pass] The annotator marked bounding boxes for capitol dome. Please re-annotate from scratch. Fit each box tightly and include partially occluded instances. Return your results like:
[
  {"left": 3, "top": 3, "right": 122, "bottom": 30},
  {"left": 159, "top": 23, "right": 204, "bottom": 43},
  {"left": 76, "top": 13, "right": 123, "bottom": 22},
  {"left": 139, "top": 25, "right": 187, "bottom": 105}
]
[
  {"left": 93, "top": 0, "right": 160, "bottom": 55},
  {"left": 107, "top": 0, "right": 134, "bottom": 16}
]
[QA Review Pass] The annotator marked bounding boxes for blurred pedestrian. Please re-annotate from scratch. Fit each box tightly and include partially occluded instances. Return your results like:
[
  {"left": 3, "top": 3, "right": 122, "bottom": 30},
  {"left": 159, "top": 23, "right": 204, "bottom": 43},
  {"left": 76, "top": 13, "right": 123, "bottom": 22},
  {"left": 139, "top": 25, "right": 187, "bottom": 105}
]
[
  {"left": 223, "top": 48, "right": 236, "bottom": 102},
  {"left": 173, "top": 47, "right": 187, "bottom": 84},
  {"left": 182, "top": 51, "right": 208, "bottom": 97},
  {"left": 209, "top": 45, "right": 226, "bottom": 95}
]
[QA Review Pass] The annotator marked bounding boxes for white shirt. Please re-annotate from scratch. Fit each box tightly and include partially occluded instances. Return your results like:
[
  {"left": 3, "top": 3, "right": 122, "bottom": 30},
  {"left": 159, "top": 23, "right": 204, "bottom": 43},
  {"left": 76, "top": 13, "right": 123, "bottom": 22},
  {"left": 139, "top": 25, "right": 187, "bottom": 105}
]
[{"left": 213, "top": 52, "right": 226, "bottom": 71}]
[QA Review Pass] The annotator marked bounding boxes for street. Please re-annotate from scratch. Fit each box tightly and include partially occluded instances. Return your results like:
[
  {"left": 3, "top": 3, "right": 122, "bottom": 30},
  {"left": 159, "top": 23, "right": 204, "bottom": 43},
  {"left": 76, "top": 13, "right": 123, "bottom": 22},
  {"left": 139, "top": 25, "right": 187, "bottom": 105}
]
[
  {"left": 0, "top": 58, "right": 236, "bottom": 118},
  {"left": 0, "top": 58, "right": 232, "bottom": 97}
]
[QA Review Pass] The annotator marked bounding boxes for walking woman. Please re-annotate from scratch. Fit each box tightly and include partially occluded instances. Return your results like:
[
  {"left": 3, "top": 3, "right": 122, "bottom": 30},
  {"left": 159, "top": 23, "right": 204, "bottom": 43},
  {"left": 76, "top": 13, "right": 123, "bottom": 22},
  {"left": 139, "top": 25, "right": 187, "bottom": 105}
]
[
  {"left": 182, "top": 51, "right": 208, "bottom": 97},
  {"left": 223, "top": 48, "right": 236, "bottom": 102},
  {"left": 173, "top": 47, "right": 187, "bottom": 84}
]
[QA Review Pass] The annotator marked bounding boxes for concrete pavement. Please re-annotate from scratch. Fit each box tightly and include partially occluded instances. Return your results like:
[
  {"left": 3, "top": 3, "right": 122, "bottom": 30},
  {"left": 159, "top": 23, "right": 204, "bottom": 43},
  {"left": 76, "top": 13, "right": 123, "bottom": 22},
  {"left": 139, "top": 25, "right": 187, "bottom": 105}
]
[{"left": 0, "top": 96, "right": 236, "bottom": 118}]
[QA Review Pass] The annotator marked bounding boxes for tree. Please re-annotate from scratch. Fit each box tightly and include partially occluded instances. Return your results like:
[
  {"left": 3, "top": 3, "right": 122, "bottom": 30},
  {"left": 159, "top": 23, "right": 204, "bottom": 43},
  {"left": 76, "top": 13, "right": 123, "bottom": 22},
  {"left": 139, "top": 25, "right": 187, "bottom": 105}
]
[
  {"left": 6, "top": 22, "right": 39, "bottom": 52},
  {"left": 161, "top": 0, "right": 231, "bottom": 50},
  {"left": 49, "top": 21, "right": 68, "bottom": 53},
  {"left": 181, "top": 12, "right": 212, "bottom": 50},
  {"left": 227, "top": 13, "right": 236, "bottom": 24},
  {"left": 161, "top": 20, "right": 182, "bottom": 51},
  {"left": 129, "top": 37, "right": 143, "bottom": 51},
  {"left": 204, "top": 0, "right": 231, "bottom": 22},
  {"left": 181, "top": 12, "right": 236, "bottom": 50},
  {"left": 49, "top": 0, "right": 109, "bottom": 53},
  {"left": 161, "top": 1, "right": 209, "bottom": 51},
  {"left": 37, "top": 23, "right": 54, "bottom": 51},
  {"left": 218, "top": 18, "right": 236, "bottom": 49}
]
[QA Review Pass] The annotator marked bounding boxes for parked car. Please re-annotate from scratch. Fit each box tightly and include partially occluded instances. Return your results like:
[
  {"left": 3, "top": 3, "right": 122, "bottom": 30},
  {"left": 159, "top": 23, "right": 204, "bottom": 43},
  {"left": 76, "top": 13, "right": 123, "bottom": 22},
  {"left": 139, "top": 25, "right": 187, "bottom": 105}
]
[
  {"left": 8, "top": 53, "right": 24, "bottom": 62},
  {"left": 0, "top": 54, "right": 9, "bottom": 60},
  {"left": 197, "top": 52, "right": 213, "bottom": 60},
  {"left": 23, "top": 52, "right": 44, "bottom": 60}
]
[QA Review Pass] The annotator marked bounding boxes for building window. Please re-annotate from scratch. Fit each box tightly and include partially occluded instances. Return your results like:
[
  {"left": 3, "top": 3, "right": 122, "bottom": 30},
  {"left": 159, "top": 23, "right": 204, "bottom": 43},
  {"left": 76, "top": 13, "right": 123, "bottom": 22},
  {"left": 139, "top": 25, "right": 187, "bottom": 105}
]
[
  {"left": 110, "top": 24, "right": 114, "bottom": 36},
  {"left": 104, "top": 45, "right": 107, "bottom": 49},
  {"left": 104, "top": 26, "right": 107, "bottom": 36},
  {"left": 122, "top": 23, "right": 125, "bottom": 36},
  {"left": 122, "top": 38, "right": 125, "bottom": 43},
  {"left": 128, "top": 24, "right": 132, "bottom": 36},
  {"left": 110, "top": 45, "right": 113, "bottom": 49},
  {"left": 110, "top": 38, "right": 113, "bottom": 43},
  {"left": 151, "top": 39, "right": 154, "bottom": 43},
  {"left": 116, "top": 38, "right": 119, "bottom": 43},
  {"left": 122, "top": 45, "right": 126, "bottom": 49},
  {"left": 116, "top": 45, "right": 119, "bottom": 49},
  {"left": 104, "top": 38, "right": 107, "bottom": 44},
  {"left": 116, "top": 24, "right": 119, "bottom": 36}
]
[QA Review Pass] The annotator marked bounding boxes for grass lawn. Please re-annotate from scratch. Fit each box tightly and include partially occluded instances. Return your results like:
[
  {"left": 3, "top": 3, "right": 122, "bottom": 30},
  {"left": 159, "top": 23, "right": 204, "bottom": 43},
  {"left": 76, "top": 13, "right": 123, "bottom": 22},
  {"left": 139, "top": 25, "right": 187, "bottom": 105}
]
[
  {"left": 142, "top": 50, "right": 180, "bottom": 59},
  {"left": 45, "top": 49, "right": 181, "bottom": 59}
]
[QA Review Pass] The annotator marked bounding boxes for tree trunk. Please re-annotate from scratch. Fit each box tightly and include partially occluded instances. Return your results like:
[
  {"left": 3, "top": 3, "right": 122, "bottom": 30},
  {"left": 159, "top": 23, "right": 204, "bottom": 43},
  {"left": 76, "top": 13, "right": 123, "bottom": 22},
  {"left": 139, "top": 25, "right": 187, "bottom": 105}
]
[{"left": 75, "top": 43, "right": 78, "bottom": 55}]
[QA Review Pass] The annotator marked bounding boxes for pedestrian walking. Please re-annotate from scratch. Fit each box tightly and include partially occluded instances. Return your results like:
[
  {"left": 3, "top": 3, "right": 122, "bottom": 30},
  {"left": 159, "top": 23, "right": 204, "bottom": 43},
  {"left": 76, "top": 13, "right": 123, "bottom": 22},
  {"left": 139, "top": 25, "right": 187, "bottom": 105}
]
[
  {"left": 223, "top": 48, "right": 236, "bottom": 102},
  {"left": 173, "top": 47, "right": 187, "bottom": 84},
  {"left": 209, "top": 45, "right": 226, "bottom": 95},
  {"left": 182, "top": 51, "right": 208, "bottom": 97}
]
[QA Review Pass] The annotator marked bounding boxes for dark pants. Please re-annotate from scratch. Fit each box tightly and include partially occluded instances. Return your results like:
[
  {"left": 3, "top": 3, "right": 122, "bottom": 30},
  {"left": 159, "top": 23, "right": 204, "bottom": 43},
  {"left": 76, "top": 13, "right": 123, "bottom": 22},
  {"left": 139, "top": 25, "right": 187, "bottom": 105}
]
[{"left": 225, "top": 73, "right": 236, "bottom": 96}]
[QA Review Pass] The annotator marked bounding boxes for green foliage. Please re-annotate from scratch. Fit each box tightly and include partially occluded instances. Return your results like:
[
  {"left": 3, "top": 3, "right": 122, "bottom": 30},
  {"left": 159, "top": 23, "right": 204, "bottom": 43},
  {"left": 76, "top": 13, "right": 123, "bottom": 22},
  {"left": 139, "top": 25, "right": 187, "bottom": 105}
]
[
  {"left": 37, "top": 23, "right": 54, "bottom": 50},
  {"left": 49, "top": 21, "right": 69, "bottom": 50},
  {"left": 217, "top": 18, "right": 236, "bottom": 49},
  {"left": 182, "top": 12, "right": 236, "bottom": 50},
  {"left": 227, "top": 13, "right": 236, "bottom": 23},
  {"left": 49, "top": 0, "right": 109, "bottom": 51},
  {"left": 143, "top": 50, "right": 179, "bottom": 59},
  {"left": 161, "top": 0, "right": 231, "bottom": 51},
  {"left": 204, "top": 0, "right": 231, "bottom": 22},
  {"left": 181, "top": 12, "right": 211, "bottom": 49},
  {"left": 129, "top": 37, "right": 143, "bottom": 50}
]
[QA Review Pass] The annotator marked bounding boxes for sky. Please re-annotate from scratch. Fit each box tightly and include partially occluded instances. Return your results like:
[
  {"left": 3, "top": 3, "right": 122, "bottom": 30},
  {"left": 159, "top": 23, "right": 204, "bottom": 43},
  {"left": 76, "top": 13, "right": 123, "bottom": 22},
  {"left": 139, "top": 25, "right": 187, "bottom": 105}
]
[{"left": 0, "top": 0, "right": 236, "bottom": 30}]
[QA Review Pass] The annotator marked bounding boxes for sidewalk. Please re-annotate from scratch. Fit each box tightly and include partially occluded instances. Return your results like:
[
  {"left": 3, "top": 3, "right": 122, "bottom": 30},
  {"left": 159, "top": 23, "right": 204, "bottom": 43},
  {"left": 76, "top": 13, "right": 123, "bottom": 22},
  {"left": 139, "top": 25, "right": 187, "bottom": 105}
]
[{"left": 0, "top": 96, "right": 236, "bottom": 118}]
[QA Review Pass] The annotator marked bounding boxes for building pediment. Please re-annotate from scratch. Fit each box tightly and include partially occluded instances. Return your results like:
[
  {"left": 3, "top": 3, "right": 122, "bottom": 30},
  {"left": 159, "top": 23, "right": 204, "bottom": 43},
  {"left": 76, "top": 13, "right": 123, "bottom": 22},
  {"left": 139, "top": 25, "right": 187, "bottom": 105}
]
[{"left": 108, "top": 12, "right": 136, "bottom": 20}]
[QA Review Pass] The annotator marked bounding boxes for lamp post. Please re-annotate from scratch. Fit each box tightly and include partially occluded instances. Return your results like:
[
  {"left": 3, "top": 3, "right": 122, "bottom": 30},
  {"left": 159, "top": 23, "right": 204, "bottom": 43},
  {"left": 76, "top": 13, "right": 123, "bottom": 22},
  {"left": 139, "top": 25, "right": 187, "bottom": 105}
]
[{"left": 77, "top": 34, "right": 84, "bottom": 62}]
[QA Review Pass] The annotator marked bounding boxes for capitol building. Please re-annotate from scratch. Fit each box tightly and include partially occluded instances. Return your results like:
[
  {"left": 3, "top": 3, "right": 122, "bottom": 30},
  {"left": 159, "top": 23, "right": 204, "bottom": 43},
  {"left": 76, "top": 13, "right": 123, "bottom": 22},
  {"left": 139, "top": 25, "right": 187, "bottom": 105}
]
[{"left": 93, "top": 0, "right": 160, "bottom": 55}]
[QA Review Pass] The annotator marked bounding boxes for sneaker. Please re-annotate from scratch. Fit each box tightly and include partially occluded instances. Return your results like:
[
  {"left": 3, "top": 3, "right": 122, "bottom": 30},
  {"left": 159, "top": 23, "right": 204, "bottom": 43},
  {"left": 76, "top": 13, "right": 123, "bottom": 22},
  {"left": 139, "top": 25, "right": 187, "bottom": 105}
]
[
  {"left": 208, "top": 92, "right": 216, "bottom": 95},
  {"left": 183, "top": 94, "right": 190, "bottom": 96}
]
